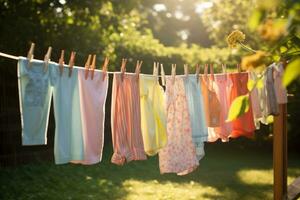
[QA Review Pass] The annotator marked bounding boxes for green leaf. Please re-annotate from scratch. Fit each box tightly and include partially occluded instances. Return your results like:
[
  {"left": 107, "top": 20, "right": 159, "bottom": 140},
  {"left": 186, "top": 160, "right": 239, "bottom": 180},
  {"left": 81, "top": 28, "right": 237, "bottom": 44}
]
[
  {"left": 256, "top": 78, "right": 264, "bottom": 89},
  {"left": 280, "top": 46, "right": 288, "bottom": 53},
  {"left": 226, "top": 94, "right": 250, "bottom": 122},
  {"left": 247, "top": 79, "right": 255, "bottom": 91},
  {"left": 248, "top": 10, "right": 262, "bottom": 31},
  {"left": 283, "top": 58, "right": 300, "bottom": 86}
]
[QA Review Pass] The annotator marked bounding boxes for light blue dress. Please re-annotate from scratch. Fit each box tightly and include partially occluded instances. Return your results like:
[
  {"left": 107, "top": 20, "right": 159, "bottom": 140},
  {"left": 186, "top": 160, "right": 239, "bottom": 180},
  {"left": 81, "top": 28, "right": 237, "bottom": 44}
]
[
  {"left": 50, "top": 64, "right": 84, "bottom": 164},
  {"left": 183, "top": 75, "right": 208, "bottom": 161},
  {"left": 18, "top": 57, "right": 52, "bottom": 145}
]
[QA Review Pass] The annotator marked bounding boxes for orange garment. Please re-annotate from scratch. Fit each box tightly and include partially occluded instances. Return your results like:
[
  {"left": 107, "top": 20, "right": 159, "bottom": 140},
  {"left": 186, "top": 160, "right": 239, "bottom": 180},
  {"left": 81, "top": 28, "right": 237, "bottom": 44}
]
[
  {"left": 200, "top": 75, "right": 221, "bottom": 128},
  {"left": 111, "top": 73, "right": 147, "bottom": 165},
  {"left": 229, "top": 72, "right": 255, "bottom": 138}
]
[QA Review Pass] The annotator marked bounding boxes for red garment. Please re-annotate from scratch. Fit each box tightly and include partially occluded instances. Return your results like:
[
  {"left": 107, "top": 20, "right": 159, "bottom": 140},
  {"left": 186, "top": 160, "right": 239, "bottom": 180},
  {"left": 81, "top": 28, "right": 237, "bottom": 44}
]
[{"left": 229, "top": 72, "right": 256, "bottom": 138}]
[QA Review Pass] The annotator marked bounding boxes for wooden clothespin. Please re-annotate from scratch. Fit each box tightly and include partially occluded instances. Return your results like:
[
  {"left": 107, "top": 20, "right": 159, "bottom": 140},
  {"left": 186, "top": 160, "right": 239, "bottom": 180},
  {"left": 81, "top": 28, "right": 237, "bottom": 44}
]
[
  {"left": 153, "top": 62, "right": 159, "bottom": 82},
  {"left": 222, "top": 63, "right": 227, "bottom": 74},
  {"left": 58, "top": 50, "right": 65, "bottom": 76},
  {"left": 102, "top": 57, "right": 109, "bottom": 81},
  {"left": 204, "top": 64, "right": 208, "bottom": 75},
  {"left": 184, "top": 64, "right": 189, "bottom": 77},
  {"left": 68, "top": 51, "right": 76, "bottom": 77},
  {"left": 43, "top": 46, "right": 52, "bottom": 72},
  {"left": 210, "top": 63, "right": 214, "bottom": 80},
  {"left": 160, "top": 63, "right": 166, "bottom": 86},
  {"left": 171, "top": 64, "right": 176, "bottom": 84},
  {"left": 120, "top": 58, "right": 127, "bottom": 82},
  {"left": 27, "top": 43, "right": 35, "bottom": 67},
  {"left": 90, "top": 55, "right": 96, "bottom": 80},
  {"left": 84, "top": 54, "right": 92, "bottom": 80},
  {"left": 237, "top": 63, "right": 241, "bottom": 73},
  {"left": 195, "top": 64, "right": 200, "bottom": 83},
  {"left": 135, "top": 60, "right": 143, "bottom": 81}
]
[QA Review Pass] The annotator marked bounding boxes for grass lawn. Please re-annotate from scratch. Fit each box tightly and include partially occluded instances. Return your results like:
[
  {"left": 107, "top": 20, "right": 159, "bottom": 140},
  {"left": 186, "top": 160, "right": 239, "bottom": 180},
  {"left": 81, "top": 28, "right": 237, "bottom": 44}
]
[{"left": 1, "top": 142, "right": 299, "bottom": 200}]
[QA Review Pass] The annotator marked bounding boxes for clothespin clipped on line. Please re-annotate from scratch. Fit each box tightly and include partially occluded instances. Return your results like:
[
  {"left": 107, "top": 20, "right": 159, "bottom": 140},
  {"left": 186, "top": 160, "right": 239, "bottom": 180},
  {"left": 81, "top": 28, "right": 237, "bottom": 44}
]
[
  {"left": 84, "top": 54, "right": 92, "bottom": 80},
  {"left": 210, "top": 63, "right": 215, "bottom": 80},
  {"left": 102, "top": 57, "right": 109, "bottom": 81},
  {"left": 184, "top": 64, "right": 189, "bottom": 77},
  {"left": 44, "top": 46, "right": 52, "bottom": 72},
  {"left": 27, "top": 43, "right": 35, "bottom": 67},
  {"left": 222, "top": 63, "right": 227, "bottom": 80},
  {"left": 204, "top": 63, "right": 208, "bottom": 77},
  {"left": 68, "top": 51, "right": 76, "bottom": 77},
  {"left": 135, "top": 60, "right": 143, "bottom": 81},
  {"left": 58, "top": 50, "right": 65, "bottom": 76},
  {"left": 90, "top": 55, "right": 96, "bottom": 80},
  {"left": 120, "top": 58, "right": 127, "bottom": 82},
  {"left": 160, "top": 63, "right": 166, "bottom": 86},
  {"left": 171, "top": 64, "right": 176, "bottom": 84},
  {"left": 153, "top": 62, "right": 159, "bottom": 82},
  {"left": 237, "top": 63, "right": 241, "bottom": 73},
  {"left": 195, "top": 64, "right": 200, "bottom": 83}
]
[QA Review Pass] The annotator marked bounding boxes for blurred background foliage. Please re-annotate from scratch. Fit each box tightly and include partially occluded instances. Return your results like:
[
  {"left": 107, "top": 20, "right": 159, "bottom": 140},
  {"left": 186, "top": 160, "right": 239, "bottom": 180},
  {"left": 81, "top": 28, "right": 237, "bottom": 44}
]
[{"left": 0, "top": 0, "right": 299, "bottom": 149}]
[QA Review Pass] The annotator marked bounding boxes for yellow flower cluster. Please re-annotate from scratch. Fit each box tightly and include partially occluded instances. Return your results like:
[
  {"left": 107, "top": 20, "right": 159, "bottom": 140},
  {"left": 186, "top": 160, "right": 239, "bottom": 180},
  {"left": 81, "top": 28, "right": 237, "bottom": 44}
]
[
  {"left": 258, "top": 19, "right": 287, "bottom": 41},
  {"left": 241, "top": 51, "right": 268, "bottom": 71},
  {"left": 227, "top": 30, "right": 246, "bottom": 48}
]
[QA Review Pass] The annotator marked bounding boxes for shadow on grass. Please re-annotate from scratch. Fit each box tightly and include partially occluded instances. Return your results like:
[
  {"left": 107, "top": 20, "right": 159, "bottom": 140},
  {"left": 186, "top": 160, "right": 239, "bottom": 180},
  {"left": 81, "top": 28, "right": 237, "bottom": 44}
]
[{"left": 1, "top": 141, "right": 299, "bottom": 200}]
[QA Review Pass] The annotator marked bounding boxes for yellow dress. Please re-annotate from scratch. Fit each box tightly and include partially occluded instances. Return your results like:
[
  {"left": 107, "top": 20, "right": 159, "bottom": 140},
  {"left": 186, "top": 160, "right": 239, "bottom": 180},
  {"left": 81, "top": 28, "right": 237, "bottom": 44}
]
[{"left": 139, "top": 74, "right": 167, "bottom": 156}]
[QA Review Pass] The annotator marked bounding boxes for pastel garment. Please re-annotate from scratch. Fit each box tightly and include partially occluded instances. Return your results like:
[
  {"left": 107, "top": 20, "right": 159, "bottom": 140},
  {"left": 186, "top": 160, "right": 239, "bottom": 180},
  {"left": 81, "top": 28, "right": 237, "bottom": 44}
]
[
  {"left": 266, "top": 65, "right": 279, "bottom": 115},
  {"left": 159, "top": 77, "right": 198, "bottom": 175},
  {"left": 111, "top": 73, "right": 147, "bottom": 165},
  {"left": 18, "top": 57, "right": 52, "bottom": 145},
  {"left": 183, "top": 75, "right": 207, "bottom": 160},
  {"left": 249, "top": 72, "right": 270, "bottom": 129},
  {"left": 76, "top": 69, "right": 109, "bottom": 165},
  {"left": 229, "top": 72, "right": 256, "bottom": 138},
  {"left": 273, "top": 63, "right": 288, "bottom": 104},
  {"left": 139, "top": 75, "right": 167, "bottom": 156},
  {"left": 210, "top": 74, "right": 233, "bottom": 142},
  {"left": 200, "top": 75, "right": 221, "bottom": 128},
  {"left": 50, "top": 65, "right": 84, "bottom": 164}
]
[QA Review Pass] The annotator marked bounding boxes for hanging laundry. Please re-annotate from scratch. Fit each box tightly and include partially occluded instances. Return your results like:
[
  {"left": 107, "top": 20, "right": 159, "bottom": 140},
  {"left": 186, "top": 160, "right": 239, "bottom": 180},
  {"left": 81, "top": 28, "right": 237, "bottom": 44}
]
[
  {"left": 139, "top": 74, "right": 167, "bottom": 156},
  {"left": 229, "top": 72, "right": 256, "bottom": 138},
  {"left": 266, "top": 64, "right": 280, "bottom": 115},
  {"left": 18, "top": 57, "right": 52, "bottom": 145},
  {"left": 111, "top": 73, "right": 147, "bottom": 165},
  {"left": 74, "top": 69, "right": 109, "bottom": 165},
  {"left": 50, "top": 64, "right": 84, "bottom": 165},
  {"left": 183, "top": 75, "right": 207, "bottom": 160},
  {"left": 211, "top": 73, "right": 233, "bottom": 141},
  {"left": 249, "top": 71, "right": 270, "bottom": 129},
  {"left": 273, "top": 63, "right": 288, "bottom": 104},
  {"left": 159, "top": 76, "right": 198, "bottom": 176}
]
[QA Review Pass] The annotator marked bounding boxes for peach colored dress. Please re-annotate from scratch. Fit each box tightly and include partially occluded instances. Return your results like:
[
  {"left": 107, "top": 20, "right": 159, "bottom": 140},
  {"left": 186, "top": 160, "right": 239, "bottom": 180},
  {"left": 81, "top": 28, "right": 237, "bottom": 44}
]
[{"left": 159, "top": 77, "right": 198, "bottom": 176}]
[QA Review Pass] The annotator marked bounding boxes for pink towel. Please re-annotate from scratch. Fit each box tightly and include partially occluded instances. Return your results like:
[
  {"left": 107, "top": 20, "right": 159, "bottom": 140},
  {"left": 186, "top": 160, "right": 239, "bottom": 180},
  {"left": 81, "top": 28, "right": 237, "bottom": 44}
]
[{"left": 74, "top": 69, "right": 108, "bottom": 165}]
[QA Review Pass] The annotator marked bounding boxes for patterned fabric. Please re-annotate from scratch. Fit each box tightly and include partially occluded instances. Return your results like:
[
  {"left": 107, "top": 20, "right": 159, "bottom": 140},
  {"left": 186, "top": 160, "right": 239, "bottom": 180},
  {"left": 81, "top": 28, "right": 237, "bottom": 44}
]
[
  {"left": 266, "top": 65, "right": 279, "bottom": 115},
  {"left": 273, "top": 63, "right": 288, "bottom": 104},
  {"left": 139, "top": 75, "right": 167, "bottom": 156},
  {"left": 159, "top": 77, "right": 198, "bottom": 175},
  {"left": 18, "top": 57, "right": 52, "bottom": 145},
  {"left": 111, "top": 73, "right": 147, "bottom": 165}
]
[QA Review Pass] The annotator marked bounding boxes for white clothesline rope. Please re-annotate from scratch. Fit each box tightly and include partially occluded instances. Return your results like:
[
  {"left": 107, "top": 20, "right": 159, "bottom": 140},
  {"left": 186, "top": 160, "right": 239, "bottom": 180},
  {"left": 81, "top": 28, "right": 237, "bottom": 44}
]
[{"left": 0, "top": 51, "right": 248, "bottom": 77}]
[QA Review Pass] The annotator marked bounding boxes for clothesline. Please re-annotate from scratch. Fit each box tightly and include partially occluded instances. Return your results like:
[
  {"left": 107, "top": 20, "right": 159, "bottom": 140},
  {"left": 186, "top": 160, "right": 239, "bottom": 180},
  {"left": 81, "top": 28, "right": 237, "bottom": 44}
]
[{"left": 0, "top": 51, "right": 248, "bottom": 77}]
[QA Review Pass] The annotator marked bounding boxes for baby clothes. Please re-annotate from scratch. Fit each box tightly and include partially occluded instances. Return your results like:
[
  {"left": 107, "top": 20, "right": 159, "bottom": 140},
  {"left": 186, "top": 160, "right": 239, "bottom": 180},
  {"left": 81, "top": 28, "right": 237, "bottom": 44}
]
[
  {"left": 183, "top": 75, "right": 207, "bottom": 160},
  {"left": 18, "top": 57, "right": 52, "bottom": 145},
  {"left": 50, "top": 64, "right": 84, "bottom": 164},
  {"left": 249, "top": 72, "right": 270, "bottom": 129},
  {"left": 76, "top": 69, "right": 109, "bottom": 165},
  {"left": 229, "top": 72, "right": 256, "bottom": 138},
  {"left": 211, "top": 74, "right": 233, "bottom": 141},
  {"left": 111, "top": 73, "right": 147, "bottom": 165},
  {"left": 139, "top": 74, "right": 167, "bottom": 156},
  {"left": 273, "top": 63, "right": 288, "bottom": 104},
  {"left": 159, "top": 77, "right": 198, "bottom": 175},
  {"left": 266, "top": 65, "right": 279, "bottom": 115}
]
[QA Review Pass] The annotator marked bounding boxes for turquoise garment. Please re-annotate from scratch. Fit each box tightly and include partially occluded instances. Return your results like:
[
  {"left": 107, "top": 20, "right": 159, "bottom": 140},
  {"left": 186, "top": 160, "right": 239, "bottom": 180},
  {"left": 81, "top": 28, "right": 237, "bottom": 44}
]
[
  {"left": 50, "top": 64, "right": 84, "bottom": 164},
  {"left": 18, "top": 57, "right": 52, "bottom": 145},
  {"left": 183, "top": 75, "right": 208, "bottom": 160}
]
